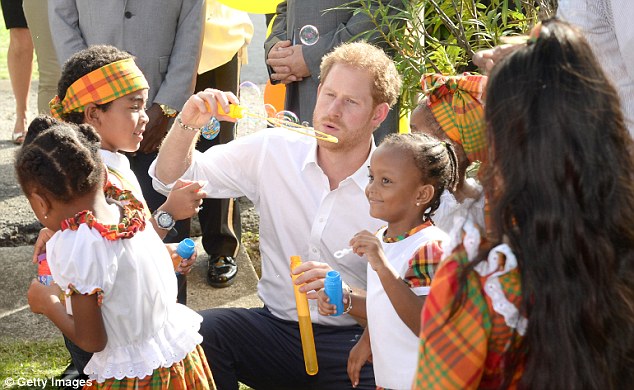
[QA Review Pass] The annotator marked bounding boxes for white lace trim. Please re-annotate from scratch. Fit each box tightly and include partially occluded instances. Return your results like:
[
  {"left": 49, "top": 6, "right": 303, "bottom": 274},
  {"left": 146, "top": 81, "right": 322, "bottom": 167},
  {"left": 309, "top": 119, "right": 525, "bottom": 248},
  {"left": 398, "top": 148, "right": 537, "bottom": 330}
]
[
  {"left": 474, "top": 244, "right": 528, "bottom": 336},
  {"left": 441, "top": 216, "right": 482, "bottom": 260},
  {"left": 84, "top": 305, "right": 203, "bottom": 383}
]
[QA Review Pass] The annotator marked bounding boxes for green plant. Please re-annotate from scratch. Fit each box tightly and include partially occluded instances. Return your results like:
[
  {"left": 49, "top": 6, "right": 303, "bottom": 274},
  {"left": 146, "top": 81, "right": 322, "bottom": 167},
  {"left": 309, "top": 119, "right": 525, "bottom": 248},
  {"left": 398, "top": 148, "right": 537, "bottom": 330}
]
[{"left": 337, "top": 0, "right": 557, "bottom": 114}]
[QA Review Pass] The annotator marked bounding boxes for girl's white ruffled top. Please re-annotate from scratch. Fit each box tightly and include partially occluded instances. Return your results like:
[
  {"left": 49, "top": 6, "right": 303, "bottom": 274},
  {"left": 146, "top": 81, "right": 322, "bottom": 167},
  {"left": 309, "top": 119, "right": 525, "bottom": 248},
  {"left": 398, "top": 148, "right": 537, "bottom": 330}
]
[{"left": 46, "top": 196, "right": 203, "bottom": 383}]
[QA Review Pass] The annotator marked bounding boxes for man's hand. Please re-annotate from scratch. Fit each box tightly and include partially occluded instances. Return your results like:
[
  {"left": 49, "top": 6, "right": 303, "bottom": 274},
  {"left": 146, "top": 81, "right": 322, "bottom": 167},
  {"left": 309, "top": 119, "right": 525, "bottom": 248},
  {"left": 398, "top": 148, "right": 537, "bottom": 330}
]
[
  {"left": 267, "top": 41, "right": 310, "bottom": 84},
  {"left": 291, "top": 260, "right": 332, "bottom": 298},
  {"left": 472, "top": 44, "right": 521, "bottom": 74},
  {"left": 139, "top": 103, "right": 171, "bottom": 154}
]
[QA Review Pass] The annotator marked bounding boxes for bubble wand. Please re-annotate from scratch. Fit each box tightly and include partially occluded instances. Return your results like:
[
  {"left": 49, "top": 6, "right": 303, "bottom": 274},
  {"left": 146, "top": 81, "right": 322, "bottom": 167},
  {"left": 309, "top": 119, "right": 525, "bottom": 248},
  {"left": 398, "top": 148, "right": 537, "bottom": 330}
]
[
  {"left": 214, "top": 102, "right": 339, "bottom": 143},
  {"left": 290, "top": 255, "right": 319, "bottom": 375}
]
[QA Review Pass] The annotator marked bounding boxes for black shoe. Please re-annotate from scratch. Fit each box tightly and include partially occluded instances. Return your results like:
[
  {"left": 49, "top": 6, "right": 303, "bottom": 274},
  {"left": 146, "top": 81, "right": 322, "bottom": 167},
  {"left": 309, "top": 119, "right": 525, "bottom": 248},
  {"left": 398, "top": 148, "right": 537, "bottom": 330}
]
[
  {"left": 58, "top": 361, "right": 89, "bottom": 389},
  {"left": 207, "top": 255, "right": 238, "bottom": 288}
]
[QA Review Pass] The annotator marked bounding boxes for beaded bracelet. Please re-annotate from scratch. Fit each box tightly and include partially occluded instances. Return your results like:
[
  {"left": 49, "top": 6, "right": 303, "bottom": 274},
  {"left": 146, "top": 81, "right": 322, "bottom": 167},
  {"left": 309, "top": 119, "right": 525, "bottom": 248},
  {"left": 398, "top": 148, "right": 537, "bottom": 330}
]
[{"left": 176, "top": 115, "right": 202, "bottom": 133}]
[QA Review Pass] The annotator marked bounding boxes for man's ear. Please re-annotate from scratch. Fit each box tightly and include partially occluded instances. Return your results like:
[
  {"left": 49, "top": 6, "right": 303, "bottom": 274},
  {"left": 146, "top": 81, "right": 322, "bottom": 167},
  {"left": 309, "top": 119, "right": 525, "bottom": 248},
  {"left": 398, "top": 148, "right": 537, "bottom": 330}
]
[
  {"left": 83, "top": 103, "right": 101, "bottom": 127},
  {"left": 371, "top": 102, "right": 390, "bottom": 129}
]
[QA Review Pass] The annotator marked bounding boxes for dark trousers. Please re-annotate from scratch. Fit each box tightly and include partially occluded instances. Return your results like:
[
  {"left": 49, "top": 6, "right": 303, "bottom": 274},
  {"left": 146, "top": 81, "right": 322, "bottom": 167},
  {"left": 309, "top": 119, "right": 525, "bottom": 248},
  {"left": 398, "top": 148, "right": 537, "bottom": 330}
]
[
  {"left": 195, "top": 56, "right": 241, "bottom": 258},
  {"left": 199, "top": 307, "right": 375, "bottom": 390},
  {"left": 128, "top": 151, "right": 190, "bottom": 304}
]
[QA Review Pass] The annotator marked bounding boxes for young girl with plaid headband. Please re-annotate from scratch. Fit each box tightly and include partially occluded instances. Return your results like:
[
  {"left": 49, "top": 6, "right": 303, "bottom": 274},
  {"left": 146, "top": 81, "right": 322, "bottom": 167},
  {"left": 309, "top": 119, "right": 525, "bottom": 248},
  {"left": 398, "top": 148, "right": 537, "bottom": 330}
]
[
  {"left": 318, "top": 133, "right": 459, "bottom": 389},
  {"left": 33, "top": 45, "right": 206, "bottom": 378},
  {"left": 410, "top": 73, "right": 488, "bottom": 251},
  {"left": 413, "top": 19, "right": 634, "bottom": 389},
  {"left": 21, "top": 117, "right": 215, "bottom": 388}
]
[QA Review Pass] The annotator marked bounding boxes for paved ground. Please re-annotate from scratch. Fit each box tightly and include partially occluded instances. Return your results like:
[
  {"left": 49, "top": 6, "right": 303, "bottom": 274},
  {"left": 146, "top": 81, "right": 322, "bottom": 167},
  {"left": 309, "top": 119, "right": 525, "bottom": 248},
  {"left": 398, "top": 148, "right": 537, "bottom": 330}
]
[{"left": 0, "top": 13, "right": 271, "bottom": 343}]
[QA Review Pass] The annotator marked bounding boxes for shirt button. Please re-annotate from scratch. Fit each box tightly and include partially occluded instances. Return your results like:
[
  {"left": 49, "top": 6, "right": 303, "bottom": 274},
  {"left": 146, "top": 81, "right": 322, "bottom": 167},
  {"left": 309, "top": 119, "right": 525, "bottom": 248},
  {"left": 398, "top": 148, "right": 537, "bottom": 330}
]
[
  {"left": 312, "top": 248, "right": 318, "bottom": 253},
  {"left": 124, "top": 11, "right": 133, "bottom": 18},
  {"left": 319, "top": 218, "right": 324, "bottom": 223}
]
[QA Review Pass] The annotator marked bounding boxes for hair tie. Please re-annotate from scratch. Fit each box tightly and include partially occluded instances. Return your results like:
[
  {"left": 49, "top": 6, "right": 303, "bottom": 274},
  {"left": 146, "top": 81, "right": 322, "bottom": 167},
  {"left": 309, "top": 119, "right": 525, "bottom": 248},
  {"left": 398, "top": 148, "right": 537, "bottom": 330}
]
[{"left": 528, "top": 22, "right": 545, "bottom": 45}]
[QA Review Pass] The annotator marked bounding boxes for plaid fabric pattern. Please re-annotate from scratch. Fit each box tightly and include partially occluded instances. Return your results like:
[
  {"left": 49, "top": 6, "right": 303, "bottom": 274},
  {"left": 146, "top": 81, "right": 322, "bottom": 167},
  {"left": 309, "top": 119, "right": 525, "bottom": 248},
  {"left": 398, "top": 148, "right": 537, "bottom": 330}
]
[
  {"left": 50, "top": 58, "right": 149, "bottom": 119},
  {"left": 422, "top": 73, "right": 488, "bottom": 164},
  {"left": 403, "top": 239, "right": 444, "bottom": 288},
  {"left": 84, "top": 345, "right": 216, "bottom": 389},
  {"left": 60, "top": 181, "right": 146, "bottom": 240},
  {"left": 382, "top": 221, "right": 432, "bottom": 243},
  {"left": 413, "top": 245, "right": 524, "bottom": 389}
]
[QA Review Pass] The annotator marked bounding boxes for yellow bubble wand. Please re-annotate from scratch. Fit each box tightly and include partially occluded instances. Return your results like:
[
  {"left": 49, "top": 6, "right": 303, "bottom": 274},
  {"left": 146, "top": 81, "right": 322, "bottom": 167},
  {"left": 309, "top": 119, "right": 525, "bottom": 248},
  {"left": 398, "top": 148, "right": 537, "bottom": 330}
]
[
  {"left": 214, "top": 102, "right": 339, "bottom": 143},
  {"left": 290, "top": 255, "right": 319, "bottom": 375}
]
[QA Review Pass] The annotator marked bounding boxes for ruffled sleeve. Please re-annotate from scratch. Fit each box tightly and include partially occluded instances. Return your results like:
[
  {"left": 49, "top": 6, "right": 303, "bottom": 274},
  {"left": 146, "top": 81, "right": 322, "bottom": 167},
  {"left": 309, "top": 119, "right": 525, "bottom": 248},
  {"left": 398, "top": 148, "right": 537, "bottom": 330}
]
[{"left": 46, "top": 224, "right": 117, "bottom": 302}]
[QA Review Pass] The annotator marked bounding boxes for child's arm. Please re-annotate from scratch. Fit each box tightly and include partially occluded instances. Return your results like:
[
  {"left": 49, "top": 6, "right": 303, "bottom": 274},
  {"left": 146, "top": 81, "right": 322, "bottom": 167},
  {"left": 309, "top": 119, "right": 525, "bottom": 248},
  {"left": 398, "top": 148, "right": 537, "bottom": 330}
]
[
  {"left": 316, "top": 282, "right": 367, "bottom": 322},
  {"left": 347, "top": 327, "right": 372, "bottom": 388},
  {"left": 351, "top": 230, "right": 427, "bottom": 335},
  {"left": 31, "top": 228, "right": 54, "bottom": 264},
  {"left": 28, "top": 280, "right": 107, "bottom": 353},
  {"left": 150, "top": 179, "right": 207, "bottom": 240}
]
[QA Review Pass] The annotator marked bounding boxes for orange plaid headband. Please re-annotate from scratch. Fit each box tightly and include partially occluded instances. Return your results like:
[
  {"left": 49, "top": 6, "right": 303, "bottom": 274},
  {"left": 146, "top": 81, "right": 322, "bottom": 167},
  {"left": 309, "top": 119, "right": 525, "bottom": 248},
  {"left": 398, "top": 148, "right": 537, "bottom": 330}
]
[
  {"left": 49, "top": 58, "right": 149, "bottom": 119},
  {"left": 421, "top": 73, "right": 488, "bottom": 164}
]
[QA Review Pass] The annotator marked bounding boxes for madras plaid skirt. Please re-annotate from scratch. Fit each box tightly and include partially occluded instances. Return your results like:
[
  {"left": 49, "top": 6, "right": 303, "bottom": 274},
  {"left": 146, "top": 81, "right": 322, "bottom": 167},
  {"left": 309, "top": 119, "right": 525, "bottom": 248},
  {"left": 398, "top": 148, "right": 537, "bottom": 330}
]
[{"left": 84, "top": 345, "right": 215, "bottom": 389}]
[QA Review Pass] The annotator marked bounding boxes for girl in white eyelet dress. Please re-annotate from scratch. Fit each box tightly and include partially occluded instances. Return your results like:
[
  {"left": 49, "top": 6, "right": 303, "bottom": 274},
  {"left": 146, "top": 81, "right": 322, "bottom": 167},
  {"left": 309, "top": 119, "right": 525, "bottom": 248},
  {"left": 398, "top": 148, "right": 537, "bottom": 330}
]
[{"left": 20, "top": 117, "right": 215, "bottom": 389}]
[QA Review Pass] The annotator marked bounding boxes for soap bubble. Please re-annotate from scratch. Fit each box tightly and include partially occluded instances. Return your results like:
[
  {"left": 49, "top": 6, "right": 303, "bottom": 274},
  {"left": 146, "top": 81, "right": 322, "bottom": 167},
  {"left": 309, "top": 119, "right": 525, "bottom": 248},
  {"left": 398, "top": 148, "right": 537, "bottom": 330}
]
[
  {"left": 237, "top": 81, "right": 267, "bottom": 135},
  {"left": 264, "top": 103, "right": 277, "bottom": 118},
  {"left": 299, "top": 25, "right": 319, "bottom": 46},
  {"left": 301, "top": 121, "right": 310, "bottom": 127},
  {"left": 275, "top": 110, "right": 300, "bottom": 124}
]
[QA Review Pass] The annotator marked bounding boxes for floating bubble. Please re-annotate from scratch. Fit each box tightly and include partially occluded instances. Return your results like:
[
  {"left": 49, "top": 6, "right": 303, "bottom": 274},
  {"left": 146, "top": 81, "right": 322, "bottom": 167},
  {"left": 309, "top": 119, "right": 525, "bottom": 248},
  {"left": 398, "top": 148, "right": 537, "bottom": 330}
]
[
  {"left": 301, "top": 121, "right": 310, "bottom": 127},
  {"left": 264, "top": 103, "right": 277, "bottom": 118},
  {"left": 275, "top": 110, "right": 300, "bottom": 124},
  {"left": 239, "top": 81, "right": 261, "bottom": 97},
  {"left": 299, "top": 25, "right": 319, "bottom": 46},
  {"left": 237, "top": 81, "right": 267, "bottom": 135}
]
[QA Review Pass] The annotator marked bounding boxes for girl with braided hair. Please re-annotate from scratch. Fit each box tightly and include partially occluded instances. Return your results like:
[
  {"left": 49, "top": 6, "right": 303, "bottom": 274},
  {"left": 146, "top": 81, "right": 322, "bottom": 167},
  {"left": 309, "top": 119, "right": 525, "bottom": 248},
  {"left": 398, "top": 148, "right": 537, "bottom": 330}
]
[
  {"left": 20, "top": 116, "right": 215, "bottom": 389},
  {"left": 318, "top": 133, "right": 460, "bottom": 389}
]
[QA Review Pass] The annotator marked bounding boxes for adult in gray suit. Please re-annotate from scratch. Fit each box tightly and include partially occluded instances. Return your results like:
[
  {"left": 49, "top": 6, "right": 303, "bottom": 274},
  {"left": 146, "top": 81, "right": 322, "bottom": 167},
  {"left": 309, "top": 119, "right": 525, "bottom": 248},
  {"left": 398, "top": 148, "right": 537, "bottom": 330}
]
[
  {"left": 48, "top": 0, "right": 204, "bottom": 302},
  {"left": 264, "top": 0, "right": 404, "bottom": 143}
]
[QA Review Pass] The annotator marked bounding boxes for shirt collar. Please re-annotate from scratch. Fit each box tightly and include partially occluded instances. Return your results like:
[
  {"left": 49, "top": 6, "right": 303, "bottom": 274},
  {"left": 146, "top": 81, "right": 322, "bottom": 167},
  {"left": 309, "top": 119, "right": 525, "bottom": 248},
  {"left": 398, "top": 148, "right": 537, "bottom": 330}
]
[{"left": 301, "top": 136, "right": 377, "bottom": 190}]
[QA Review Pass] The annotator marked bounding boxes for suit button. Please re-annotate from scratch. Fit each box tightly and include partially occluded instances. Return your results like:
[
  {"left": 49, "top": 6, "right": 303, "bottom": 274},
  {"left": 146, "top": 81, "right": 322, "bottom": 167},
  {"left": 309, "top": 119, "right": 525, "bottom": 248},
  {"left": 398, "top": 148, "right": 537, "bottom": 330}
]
[{"left": 124, "top": 11, "right": 132, "bottom": 18}]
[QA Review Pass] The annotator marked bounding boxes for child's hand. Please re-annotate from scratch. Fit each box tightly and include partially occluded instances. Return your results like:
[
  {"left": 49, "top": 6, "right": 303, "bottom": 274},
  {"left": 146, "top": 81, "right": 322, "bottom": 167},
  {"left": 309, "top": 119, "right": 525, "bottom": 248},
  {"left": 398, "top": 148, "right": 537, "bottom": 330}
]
[
  {"left": 350, "top": 230, "right": 388, "bottom": 272},
  {"left": 179, "top": 89, "right": 239, "bottom": 129},
  {"left": 162, "top": 179, "right": 207, "bottom": 220},
  {"left": 316, "top": 288, "right": 338, "bottom": 316},
  {"left": 347, "top": 329, "right": 372, "bottom": 388},
  {"left": 165, "top": 243, "right": 198, "bottom": 275},
  {"left": 32, "top": 228, "right": 54, "bottom": 264},
  {"left": 27, "top": 279, "right": 63, "bottom": 315}
]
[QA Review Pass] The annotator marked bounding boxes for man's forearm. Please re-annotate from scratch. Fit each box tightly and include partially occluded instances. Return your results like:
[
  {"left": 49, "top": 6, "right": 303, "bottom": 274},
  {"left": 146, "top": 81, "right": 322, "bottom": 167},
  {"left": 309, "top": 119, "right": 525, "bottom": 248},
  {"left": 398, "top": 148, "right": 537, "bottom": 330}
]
[{"left": 155, "top": 121, "right": 199, "bottom": 184}]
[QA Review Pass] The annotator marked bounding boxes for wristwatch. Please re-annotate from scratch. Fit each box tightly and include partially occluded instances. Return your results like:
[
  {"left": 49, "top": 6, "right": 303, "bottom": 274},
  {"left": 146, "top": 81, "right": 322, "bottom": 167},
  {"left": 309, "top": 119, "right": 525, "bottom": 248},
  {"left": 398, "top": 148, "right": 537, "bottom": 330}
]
[
  {"left": 159, "top": 104, "right": 177, "bottom": 118},
  {"left": 152, "top": 210, "right": 175, "bottom": 230}
]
